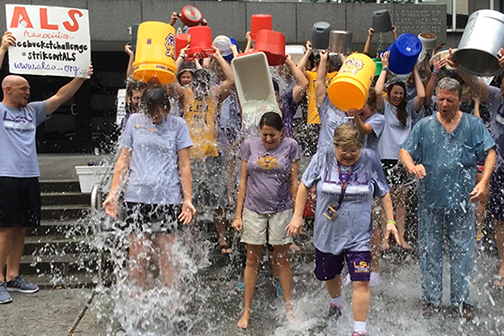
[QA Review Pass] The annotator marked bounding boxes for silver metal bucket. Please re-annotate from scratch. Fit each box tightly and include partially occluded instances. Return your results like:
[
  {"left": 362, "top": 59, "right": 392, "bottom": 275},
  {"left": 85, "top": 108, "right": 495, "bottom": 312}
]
[
  {"left": 329, "top": 30, "right": 352, "bottom": 55},
  {"left": 453, "top": 10, "right": 504, "bottom": 76}
]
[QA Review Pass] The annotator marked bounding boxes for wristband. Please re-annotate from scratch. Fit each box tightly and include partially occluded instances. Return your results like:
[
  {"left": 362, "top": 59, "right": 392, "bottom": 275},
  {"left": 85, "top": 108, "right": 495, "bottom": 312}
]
[
  {"left": 432, "top": 70, "right": 439, "bottom": 75},
  {"left": 386, "top": 220, "right": 396, "bottom": 225},
  {"left": 180, "top": 53, "right": 187, "bottom": 60},
  {"left": 382, "top": 66, "right": 388, "bottom": 72}
]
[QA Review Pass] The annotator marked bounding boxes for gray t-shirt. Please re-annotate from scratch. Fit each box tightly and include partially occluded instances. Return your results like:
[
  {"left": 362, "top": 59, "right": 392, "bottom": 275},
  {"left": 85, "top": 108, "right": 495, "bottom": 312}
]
[
  {"left": 486, "top": 86, "right": 504, "bottom": 167},
  {"left": 362, "top": 113, "right": 385, "bottom": 154},
  {"left": 317, "top": 95, "right": 348, "bottom": 152},
  {"left": 377, "top": 100, "right": 419, "bottom": 160},
  {"left": 240, "top": 137, "right": 300, "bottom": 214},
  {"left": 402, "top": 113, "right": 495, "bottom": 209},
  {"left": 121, "top": 113, "right": 193, "bottom": 204},
  {"left": 302, "top": 149, "right": 390, "bottom": 255},
  {"left": 0, "top": 101, "right": 48, "bottom": 177}
]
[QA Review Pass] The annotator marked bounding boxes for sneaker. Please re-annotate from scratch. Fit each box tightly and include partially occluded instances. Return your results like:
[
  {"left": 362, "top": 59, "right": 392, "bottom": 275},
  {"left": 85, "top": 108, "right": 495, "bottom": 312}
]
[
  {"left": 234, "top": 275, "right": 267, "bottom": 292},
  {"left": 0, "top": 281, "right": 13, "bottom": 304},
  {"left": 274, "top": 277, "right": 283, "bottom": 299},
  {"left": 6, "top": 275, "right": 39, "bottom": 294},
  {"left": 352, "top": 332, "right": 370, "bottom": 336},
  {"left": 328, "top": 303, "right": 342, "bottom": 321},
  {"left": 422, "top": 302, "right": 440, "bottom": 319}
]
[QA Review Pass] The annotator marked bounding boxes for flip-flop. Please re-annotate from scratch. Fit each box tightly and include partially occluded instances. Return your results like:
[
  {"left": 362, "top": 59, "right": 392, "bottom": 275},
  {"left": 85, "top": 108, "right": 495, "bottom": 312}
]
[{"left": 493, "top": 275, "right": 504, "bottom": 288}]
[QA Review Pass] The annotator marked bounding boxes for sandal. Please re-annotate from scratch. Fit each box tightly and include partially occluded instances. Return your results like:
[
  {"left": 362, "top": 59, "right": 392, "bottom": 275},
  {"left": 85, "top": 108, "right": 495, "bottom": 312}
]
[
  {"left": 218, "top": 238, "right": 232, "bottom": 254},
  {"left": 493, "top": 275, "right": 504, "bottom": 288}
]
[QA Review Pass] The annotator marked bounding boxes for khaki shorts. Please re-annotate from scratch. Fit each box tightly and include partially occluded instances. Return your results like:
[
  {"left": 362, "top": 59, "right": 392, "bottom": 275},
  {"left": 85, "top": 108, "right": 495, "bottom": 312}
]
[{"left": 241, "top": 208, "right": 293, "bottom": 246}]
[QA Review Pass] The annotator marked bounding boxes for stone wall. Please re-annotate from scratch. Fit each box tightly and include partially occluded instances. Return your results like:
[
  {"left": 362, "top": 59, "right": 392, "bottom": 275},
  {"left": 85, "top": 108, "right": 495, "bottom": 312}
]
[{"left": 0, "top": 0, "right": 447, "bottom": 51}]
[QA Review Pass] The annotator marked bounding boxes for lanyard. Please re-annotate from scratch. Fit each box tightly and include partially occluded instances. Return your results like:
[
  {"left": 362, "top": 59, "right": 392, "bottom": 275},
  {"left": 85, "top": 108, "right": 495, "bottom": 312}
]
[{"left": 334, "top": 161, "right": 355, "bottom": 212}]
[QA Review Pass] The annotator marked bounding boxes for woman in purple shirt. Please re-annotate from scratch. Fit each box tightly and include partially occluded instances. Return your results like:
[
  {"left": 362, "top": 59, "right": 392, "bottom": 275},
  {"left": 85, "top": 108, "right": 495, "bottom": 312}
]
[{"left": 232, "top": 112, "right": 301, "bottom": 329}]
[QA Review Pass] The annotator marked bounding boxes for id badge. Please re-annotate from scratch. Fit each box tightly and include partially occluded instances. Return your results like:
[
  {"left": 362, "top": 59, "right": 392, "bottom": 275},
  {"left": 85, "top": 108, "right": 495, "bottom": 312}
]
[{"left": 323, "top": 204, "right": 338, "bottom": 221}]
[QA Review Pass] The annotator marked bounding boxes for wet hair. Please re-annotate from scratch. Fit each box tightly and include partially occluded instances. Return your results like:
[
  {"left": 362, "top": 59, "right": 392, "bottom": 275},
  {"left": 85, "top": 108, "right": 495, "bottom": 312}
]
[
  {"left": 141, "top": 85, "right": 170, "bottom": 118},
  {"left": 126, "top": 76, "right": 147, "bottom": 97},
  {"left": 193, "top": 69, "right": 211, "bottom": 84},
  {"left": 272, "top": 79, "right": 279, "bottom": 94},
  {"left": 437, "top": 77, "right": 462, "bottom": 98},
  {"left": 333, "top": 122, "right": 362, "bottom": 148},
  {"left": 259, "top": 112, "right": 283, "bottom": 131},
  {"left": 313, "top": 53, "right": 321, "bottom": 66},
  {"left": 177, "top": 62, "right": 195, "bottom": 83},
  {"left": 386, "top": 81, "right": 408, "bottom": 127},
  {"left": 366, "top": 88, "right": 377, "bottom": 110}
]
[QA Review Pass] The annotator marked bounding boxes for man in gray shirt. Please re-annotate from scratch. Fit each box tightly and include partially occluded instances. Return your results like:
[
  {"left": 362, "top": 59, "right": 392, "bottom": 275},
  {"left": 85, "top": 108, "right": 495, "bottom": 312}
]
[{"left": 0, "top": 65, "right": 93, "bottom": 304}]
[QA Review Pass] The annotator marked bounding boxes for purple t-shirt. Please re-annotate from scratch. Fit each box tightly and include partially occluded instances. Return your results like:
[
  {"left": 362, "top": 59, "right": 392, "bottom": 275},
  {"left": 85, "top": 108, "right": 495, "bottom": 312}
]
[
  {"left": 280, "top": 83, "right": 300, "bottom": 138},
  {"left": 240, "top": 137, "right": 301, "bottom": 214}
]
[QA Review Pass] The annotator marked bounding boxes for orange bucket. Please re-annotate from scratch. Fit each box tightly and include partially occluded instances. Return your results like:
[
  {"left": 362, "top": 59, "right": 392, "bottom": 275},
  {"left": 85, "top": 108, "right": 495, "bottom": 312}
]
[
  {"left": 250, "top": 14, "right": 273, "bottom": 40},
  {"left": 187, "top": 26, "right": 214, "bottom": 59},
  {"left": 254, "top": 30, "right": 286, "bottom": 66},
  {"left": 327, "top": 53, "right": 376, "bottom": 111},
  {"left": 133, "top": 21, "right": 177, "bottom": 84}
]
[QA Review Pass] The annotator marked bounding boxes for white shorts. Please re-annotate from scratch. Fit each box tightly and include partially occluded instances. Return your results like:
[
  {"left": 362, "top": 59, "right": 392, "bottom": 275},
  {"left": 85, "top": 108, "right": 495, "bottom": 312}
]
[{"left": 241, "top": 208, "right": 293, "bottom": 246}]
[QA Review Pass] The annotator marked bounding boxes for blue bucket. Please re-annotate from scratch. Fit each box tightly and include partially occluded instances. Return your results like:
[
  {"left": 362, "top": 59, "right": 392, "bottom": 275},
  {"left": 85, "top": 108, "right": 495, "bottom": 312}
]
[{"left": 386, "top": 33, "right": 422, "bottom": 74}]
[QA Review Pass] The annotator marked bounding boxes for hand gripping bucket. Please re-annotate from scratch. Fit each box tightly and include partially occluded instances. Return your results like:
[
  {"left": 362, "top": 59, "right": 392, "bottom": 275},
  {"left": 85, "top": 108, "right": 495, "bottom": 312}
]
[
  {"left": 387, "top": 33, "right": 422, "bottom": 74},
  {"left": 187, "top": 26, "right": 214, "bottom": 59},
  {"left": 250, "top": 14, "right": 273, "bottom": 41},
  {"left": 372, "top": 9, "right": 392, "bottom": 33},
  {"left": 133, "top": 21, "right": 177, "bottom": 84},
  {"left": 327, "top": 53, "right": 376, "bottom": 111}
]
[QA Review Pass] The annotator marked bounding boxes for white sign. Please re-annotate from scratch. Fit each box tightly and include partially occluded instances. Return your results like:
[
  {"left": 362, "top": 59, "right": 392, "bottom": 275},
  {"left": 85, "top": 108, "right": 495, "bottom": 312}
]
[
  {"left": 5, "top": 4, "right": 91, "bottom": 78},
  {"left": 116, "top": 89, "right": 127, "bottom": 127}
]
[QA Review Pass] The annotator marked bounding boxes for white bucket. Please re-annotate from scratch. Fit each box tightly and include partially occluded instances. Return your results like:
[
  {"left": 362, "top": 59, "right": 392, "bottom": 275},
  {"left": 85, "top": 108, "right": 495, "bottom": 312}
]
[
  {"left": 75, "top": 166, "right": 110, "bottom": 193},
  {"left": 115, "top": 89, "right": 127, "bottom": 126},
  {"left": 285, "top": 45, "right": 305, "bottom": 64}
]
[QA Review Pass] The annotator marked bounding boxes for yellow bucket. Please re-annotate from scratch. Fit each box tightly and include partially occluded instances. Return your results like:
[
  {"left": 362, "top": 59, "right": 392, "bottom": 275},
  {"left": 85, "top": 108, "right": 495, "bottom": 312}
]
[
  {"left": 133, "top": 21, "right": 177, "bottom": 84},
  {"left": 327, "top": 53, "right": 376, "bottom": 111}
]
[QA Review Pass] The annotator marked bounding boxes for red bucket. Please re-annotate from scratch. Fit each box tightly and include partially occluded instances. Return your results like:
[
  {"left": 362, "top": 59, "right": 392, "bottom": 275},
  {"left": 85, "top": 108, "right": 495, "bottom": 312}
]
[
  {"left": 250, "top": 14, "right": 273, "bottom": 40},
  {"left": 254, "top": 30, "right": 286, "bottom": 66},
  {"left": 303, "top": 188, "right": 316, "bottom": 217},
  {"left": 180, "top": 5, "right": 202, "bottom": 27},
  {"left": 175, "top": 33, "right": 189, "bottom": 59},
  {"left": 187, "top": 26, "right": 214, "bottom": 59}
]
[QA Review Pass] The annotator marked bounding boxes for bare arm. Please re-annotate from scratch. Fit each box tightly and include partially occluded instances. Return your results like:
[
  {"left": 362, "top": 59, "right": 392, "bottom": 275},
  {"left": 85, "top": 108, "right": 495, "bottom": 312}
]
[
  {"left": 297, "top": 41, "right": 312, "bottom": 75},
  {"left": 286, "top": 55, "right": 309, "bottom": 104},
  {"left": 412, "top": 66, "right": 426, "bottom": 111},
  {"left": 290, "top": 160, "right": 300, "bottom": 204},
  {"left": 380, "top": 193, "right": 400, "bottom": 246},
  {"left": 424, "top": 58, "right": 446, "bottom": 107},
  {"left": 0, "top": 32, "right": 15, "bottom": 70},
  {"left": 213, "top": 48, "right": 235, "bottom": 102},
  {"left": 374, "top": 52, "right": 389, "bottom": 112},
  {"left": 45, "top": 64, "right": 93, "bottom": 116},
  {"left": 347, "top": 109, "right": 373, "bottom": 135},
  {"left": 244, "top": 31, "right": 252, "bottom": 54},
  {"left": 102, "top": 147, "right": 131, "bottom": 218},
  {"left": 177, "top": 147, "right": 196, "bottom": 224},
  {"left": 391, "top": 25, "right": 398, "bottom": 41},
  {"left": 363, "top": 28, "right": 374, "bottom": 55},
  {"left": 169, "top": 12, "right": 178, "bottom": 26},
  {"left": 285, "top": 181, "right": 309, "bottom": 236},
  {"left": 399, "top": 147, "right": 426, "bottom": 179},
  {"left": 473, "top": 97, "right": 480, "bottom": 118},
  {"left": 470, "top": 148, "right": 496, "bottom": 203},
  {"left": 125, "top": 44, "right": 135, "bottom": 79},
  {"left": 316, "top": 51, "right": 328, "bottom": 106},
  {"left": 175, "top": 46, "right": 189, "bottom": 71},
  {"left": 231, "top": 160, "right": 248, "bottom": 232}
]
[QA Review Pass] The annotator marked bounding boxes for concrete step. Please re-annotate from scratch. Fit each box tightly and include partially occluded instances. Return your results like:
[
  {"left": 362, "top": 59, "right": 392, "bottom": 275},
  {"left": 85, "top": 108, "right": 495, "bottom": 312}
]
[
  {"left": 21, "top": 273, "right": 99, "bottom": 289},
  {"left": 24, "top": 235, "right": 92, "bottom": 256},
  {"left": 39, "top": 180, "right": 81, "bottom": 193},
  {"left": 41, "top": 205, "right": 90, "bottom": 221},
  {"left": 41, "top": 192, "right": 90, "bottom": 206},
  {"left": 20, "top": 253, "right": 101, "bottom": 276},
  {"left": 27, "top": 220, "right": 87, "bottom": 236}
]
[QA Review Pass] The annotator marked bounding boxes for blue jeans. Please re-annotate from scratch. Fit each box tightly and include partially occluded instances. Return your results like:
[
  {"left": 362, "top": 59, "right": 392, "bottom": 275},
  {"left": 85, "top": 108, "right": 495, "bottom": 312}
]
[{"left": 418, "top": 207, "right": 475, "bottom": 306}]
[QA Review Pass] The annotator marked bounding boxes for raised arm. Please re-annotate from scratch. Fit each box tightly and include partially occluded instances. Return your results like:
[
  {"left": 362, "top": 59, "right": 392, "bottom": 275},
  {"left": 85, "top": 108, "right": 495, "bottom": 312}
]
[
  {"left": 297, "top": 41, "right": 313, "bottom": 75},
  {"left": 213, "top": 47, "right": 235, "bottom": 102},
  {"left": 125, "top": 44, "right": 135, "bottom": 79},
  {"left": 363, "top": 28, "right": 374, "bottom": 55},
  {"left": 0, "top": 32, "right": 15, "bottom": 70},
  {"left": 316, "top": 51, "right": 328, "bottom": 106},
  {"left": 447, "top": 48, "right": 491, "bottom": 102},
  {"left": 102, "top": 147, "right": 131, "bottom": 218},
  {"left": 347, "top": 108, "right": 373, "bottom": 135},
  {"left": 244, "top": 31, "right": 252, "bottom": 54},
  {"left": 391, "top": 25, "right": 398, "bottom": 41},
  {"left": 412, "top": 65, "right": 426, "bottom": 111},
  {"left": 175, "top": 45, "right": 189, "bottom": 71},
  {"left": 45, "top": 64, "right": 93, "bottom": 116},
  {"left": 169, "top": 11, "right": 178, "bottom": 26},
  {"left": 285, "top": 55, "right": 309, "bottom": 104},
  {"left": 424, "top": 58, "right": 446, "bottom": 106},
  {"left": 374, "top": 52, "right": 389, "bottom": 112}
]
